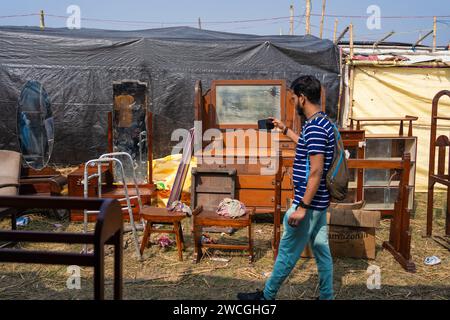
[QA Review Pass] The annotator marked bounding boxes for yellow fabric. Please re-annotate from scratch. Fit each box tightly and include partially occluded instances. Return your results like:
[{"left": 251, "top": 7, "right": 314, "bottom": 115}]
[
  {"left": 352, "top": 66, "right": 450, "bottom": 192},
  {"left": 152, "top": 154, "right": 197, "bottom": 206}
]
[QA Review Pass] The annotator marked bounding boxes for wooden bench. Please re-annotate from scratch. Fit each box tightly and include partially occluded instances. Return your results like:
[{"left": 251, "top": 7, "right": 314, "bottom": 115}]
[{"left": 0, "top": 196, "right": 123, "bottom": 300}]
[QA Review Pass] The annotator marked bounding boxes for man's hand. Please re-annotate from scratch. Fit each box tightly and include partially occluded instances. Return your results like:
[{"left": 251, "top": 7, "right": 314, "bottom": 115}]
[
  {"left": 288, "top": 207, "right": 307, "bottom": 227},
  {"left": 268, "top": 117, "right": 286, "bottom": 131}
]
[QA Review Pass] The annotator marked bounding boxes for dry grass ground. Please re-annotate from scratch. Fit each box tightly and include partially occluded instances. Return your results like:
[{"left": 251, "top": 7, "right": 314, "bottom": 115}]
[{"left": 0, "top": 192, "right": 449, "bottom": 300}]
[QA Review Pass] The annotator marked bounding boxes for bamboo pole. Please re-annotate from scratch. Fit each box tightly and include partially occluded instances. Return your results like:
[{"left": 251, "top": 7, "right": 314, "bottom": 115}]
[
  {"left": 305, "top": 0, "right": 311, "bottom": 35},
  {"left": 349, "top": 23, "right": 354, "bottom": 58},
  {"left": 320, "top": 0, "right": 326, "bottom": 39},
  {"left": 333, "top": 18, "right": 338, "bottom": 43},
  {"left": 336, "top": 25, "right": 349, "bottom": 44},
  {"left": 39, "top": 10, "right": 45, "bottom": 30},
  {"left": 348, "top": 65, "right": 356, "bottom": 125},
  {"left": 433, "top": 16, "right": 437, "bottom": 52},
  {"left": 289, "top": 5, "right": 294, "bottom": 36}
]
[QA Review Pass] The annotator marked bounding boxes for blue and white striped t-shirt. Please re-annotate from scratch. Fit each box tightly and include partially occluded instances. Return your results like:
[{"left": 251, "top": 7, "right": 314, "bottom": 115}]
[{"left": 292, "top": 112, "right": 335, "bottom": 210}]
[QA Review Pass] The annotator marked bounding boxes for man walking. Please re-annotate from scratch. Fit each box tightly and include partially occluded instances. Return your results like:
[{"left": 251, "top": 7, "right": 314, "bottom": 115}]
[{"left": 238, "top": 75, "right": 335, "bottom": 300}]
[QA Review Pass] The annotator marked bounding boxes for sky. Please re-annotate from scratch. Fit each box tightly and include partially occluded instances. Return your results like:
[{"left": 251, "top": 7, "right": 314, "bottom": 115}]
[{"left": 1, "top": 0, "right": 449, "bottom": 46}]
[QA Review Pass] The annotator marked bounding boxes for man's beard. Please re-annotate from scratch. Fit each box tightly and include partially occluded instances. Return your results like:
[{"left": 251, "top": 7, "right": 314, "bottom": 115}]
[{"left": 296, "top": 104, "right": 305, "bottom": 117}]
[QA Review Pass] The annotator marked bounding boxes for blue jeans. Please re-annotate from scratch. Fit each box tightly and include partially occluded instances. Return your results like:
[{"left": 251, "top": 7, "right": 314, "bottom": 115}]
[{"left": 263, "top": 205, "right": 334, "bottom": 300}]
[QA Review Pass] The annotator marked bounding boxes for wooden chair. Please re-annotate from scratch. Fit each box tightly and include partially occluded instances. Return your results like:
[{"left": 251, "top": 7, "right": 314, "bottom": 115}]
[
  {"left": 190, "top": 167, "right": 256, "bottom": 263},
  {"left": 139, "top": 129, "right": 196, "bottom": 261},
  {"left": 426, "top": 90, "right": 450, "bottom": 250},
  {"left": 0, "top": 196, "right": 123, "bottom": 300},
  {"left": 0, "top": 150, "right": 22, "bottom": 230},
  {"left": 140, "top": 206, "right": 202, "bottom": 261}
]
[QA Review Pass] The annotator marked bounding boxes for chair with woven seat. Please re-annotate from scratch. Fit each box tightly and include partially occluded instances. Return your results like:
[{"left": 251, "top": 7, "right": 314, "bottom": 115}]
[{"left": 0, "top": 150, "right": 22, "bottom": 230}]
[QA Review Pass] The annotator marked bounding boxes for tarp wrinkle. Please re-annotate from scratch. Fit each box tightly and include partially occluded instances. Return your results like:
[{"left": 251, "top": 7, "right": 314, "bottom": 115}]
[{"left": 0, "top": 26, "right": 340, "bottom": 165}]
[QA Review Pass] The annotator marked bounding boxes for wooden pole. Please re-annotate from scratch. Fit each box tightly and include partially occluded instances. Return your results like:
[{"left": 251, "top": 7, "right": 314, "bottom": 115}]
[
  {"left": 320, "top": 0, "right": 326, "bottom": 39},
  {"left": 349, "top": 23, "right": 354, "bottom": 58},
  {"left": 198, "top": 17, "right": 202, "bottom": 30},
  {"left": 433, "top": 16, "right": 437, "bottom": 52},
  {"left": 289, "top": 5, "right": 294, "bottom": 36},
  {"left": 305, "top": 0, "right": 311, "bottom": 35},
  {"left": 39, "top": 10, "right": 45, "bottom": 30},
  {"left": 333, "top": 18, "right": 338, "bottom": 43}
]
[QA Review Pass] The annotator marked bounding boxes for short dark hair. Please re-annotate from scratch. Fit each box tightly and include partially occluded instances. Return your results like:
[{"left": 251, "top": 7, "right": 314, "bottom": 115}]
[{"left": 290, "top": 75, "right": 321, "bottom": 105}]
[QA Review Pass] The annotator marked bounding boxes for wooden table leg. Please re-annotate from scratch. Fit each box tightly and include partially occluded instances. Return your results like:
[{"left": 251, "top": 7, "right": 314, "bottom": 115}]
[
  {"left": 248, "top": 221, "right": 254, "bottom": 263},
  {"left": 113, "top": 229, "right": 123, "bottom": 300},
  {"left": 179, "top": 222, "right": 185, "bottom": 250},
  {"left": 94, "top": 245, "right": 105, "bottom": 300},
  {"left": 193, "top": 225, "right": 202, "bottom": 263},
  {"left": 140, "top": 221, "right": 151, "bottom": 255},
  {"left": 174, "top": 221, "right": 183, "bottom": 261}
]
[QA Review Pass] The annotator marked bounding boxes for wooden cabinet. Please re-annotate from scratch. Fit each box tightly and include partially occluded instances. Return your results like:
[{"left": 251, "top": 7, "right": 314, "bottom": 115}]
[
  {"left": 193, "top": 79, "right": 324, "bottom": 214},
  {"left": 363, "top": 135, "right": 417, "bottom": 211}
]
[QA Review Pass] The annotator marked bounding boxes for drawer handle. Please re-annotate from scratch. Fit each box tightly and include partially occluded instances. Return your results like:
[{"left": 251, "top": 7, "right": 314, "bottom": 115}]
[{"left": 281, "top": 143, "right": 290, "bottom": 148}]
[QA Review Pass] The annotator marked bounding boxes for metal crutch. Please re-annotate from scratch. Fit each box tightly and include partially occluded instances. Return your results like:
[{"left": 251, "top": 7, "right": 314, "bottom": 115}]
[
  {"left": 99, "top": 152, "right": 145, "bottom": 259},
  {"left": 99, "top": 152, "right": 144, "bottom": 214},
  {"left": 83, "top": 157, "right": 143, "bottom": 260}
]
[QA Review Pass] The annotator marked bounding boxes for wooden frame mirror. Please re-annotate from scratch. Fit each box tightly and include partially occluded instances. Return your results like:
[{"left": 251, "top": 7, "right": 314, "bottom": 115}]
[{"left": 109, "top": 80, "right": 153, "bottom": 187}]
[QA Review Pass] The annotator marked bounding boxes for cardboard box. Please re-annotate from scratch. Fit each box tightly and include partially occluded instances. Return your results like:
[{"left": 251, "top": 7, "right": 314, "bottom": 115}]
[{"left": 301, "top": 208, "right": 381, "bottom": 260}]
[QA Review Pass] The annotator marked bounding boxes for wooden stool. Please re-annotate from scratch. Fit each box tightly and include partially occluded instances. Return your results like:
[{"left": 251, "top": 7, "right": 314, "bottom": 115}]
[
  {"left": 140, "top": 206, "right": 201, "bottom": 261},
  {"left": 193, "top": 207, "right": 255, "bottom": 263}
]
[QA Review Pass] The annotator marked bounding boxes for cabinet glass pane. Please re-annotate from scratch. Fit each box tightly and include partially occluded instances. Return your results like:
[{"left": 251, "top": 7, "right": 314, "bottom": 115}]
[
  {"left": 366, "top": 139, "right": 391, "bottom": 158},
  {"left": 364, "top": 169, "right": 400, "bottom": 187},
  {"left": 366, "top": 138, "right": 407, "bottom": 159},
  {"left": 364, "top": 187, "right": 399, "bottom": 209},
  {"left": 216, "top": 85, "right": 281, "bottom": 125}
]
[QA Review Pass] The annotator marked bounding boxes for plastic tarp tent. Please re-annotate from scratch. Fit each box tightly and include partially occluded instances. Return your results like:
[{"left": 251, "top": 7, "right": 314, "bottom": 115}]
[
  {"left": 0, "top": 26, "right": 340, "bottom": 165},
  {"left": 351, "top": 66, "right": 450, "bottom": 191}
]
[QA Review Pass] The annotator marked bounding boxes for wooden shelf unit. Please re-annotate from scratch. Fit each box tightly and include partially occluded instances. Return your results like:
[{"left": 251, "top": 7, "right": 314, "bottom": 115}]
[{"left": 363, "top": 135, "right": 417, "bottom": 211}]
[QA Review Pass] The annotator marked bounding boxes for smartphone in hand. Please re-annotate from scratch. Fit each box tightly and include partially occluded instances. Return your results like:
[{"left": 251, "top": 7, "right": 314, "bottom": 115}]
[{"left": 258, "top": 118, "right": 275, "bottom": 130}]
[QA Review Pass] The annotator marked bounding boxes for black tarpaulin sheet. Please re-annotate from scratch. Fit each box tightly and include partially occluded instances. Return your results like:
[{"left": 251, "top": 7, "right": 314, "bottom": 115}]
[{"left": 0, "top": 26, "right": 340, "bottom": 165}]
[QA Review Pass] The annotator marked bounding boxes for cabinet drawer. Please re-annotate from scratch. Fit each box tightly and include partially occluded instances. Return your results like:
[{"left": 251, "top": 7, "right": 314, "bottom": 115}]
[
  {"left": 279, "top": 141, "right": 296, "bottom": 149},
  {"left": 237, "top": 189, "right": 293, "bottom": 207},
  {"left": 339, "top": 130, "right": 365, "bottom": 141},
  {"left": 237, "top": 174, "right": 292, "bottom": 190},
  {"left": 200, "top": 163, "right": 275, "bottom": 175}
]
